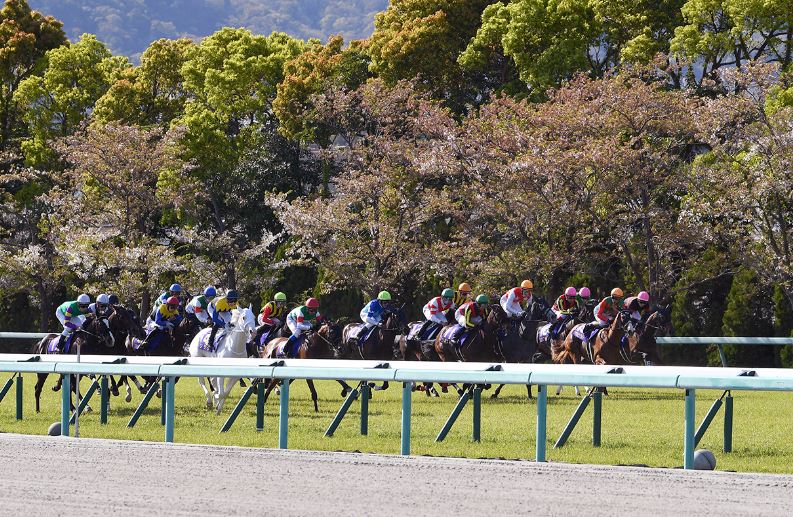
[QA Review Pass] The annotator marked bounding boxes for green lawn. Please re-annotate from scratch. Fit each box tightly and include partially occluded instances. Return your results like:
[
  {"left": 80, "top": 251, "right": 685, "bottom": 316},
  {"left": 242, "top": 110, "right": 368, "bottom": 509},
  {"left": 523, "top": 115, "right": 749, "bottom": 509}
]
[{"left": 1, "top": 372, "right": 792, "bottom": 473}]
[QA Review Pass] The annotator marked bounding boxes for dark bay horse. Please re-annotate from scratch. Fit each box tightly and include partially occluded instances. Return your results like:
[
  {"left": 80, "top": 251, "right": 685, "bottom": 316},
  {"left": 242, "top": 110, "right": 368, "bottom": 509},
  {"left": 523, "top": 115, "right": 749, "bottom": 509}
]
[
  {"left": 625, "top": 308, "right": 673, "bottom": 366},
  {"left": 434, "top": 305, "right": 507, "bottom": 364},
  {"left": 121, "top": 318, "right": 190, "bottom": 396},
  {"left": 261, "top": 321, "right": 345, "bottom": 412},
  {"left": 342, "top": 310, "right": 405, "bottom": 392},
  {"left": 32, "top": 316, "right": 114, "bottom": 413},
  {"left": 96, "top": 305, "right": 146, "bottom": 400}
]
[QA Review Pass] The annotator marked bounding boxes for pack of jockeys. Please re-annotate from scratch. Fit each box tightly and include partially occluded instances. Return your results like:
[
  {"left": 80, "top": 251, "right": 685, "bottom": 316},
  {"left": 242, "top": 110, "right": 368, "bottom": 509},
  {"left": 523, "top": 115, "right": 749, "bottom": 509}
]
[
  {"left": 282, "top": 298, "right": 322, "bottom": 358},
  {"left": 358, "top": 291, "right": 392, "bottom": 347},
  {"left": 185, "top": 286, "right": 216, "bottom": 327},
  {"left": 447, "top": 294, "right": 490, "bottom": 347},
  {"left": 551, "top": 286, "right": 580, "bottom": 339},
  {"left": 500, "top": 280, "right": 534, "bottom": 319},
  {"left": 54, "top": 293, "right": 93, "bottom": 353},
  {"left": 415, "top": 288, "right": 455, "bottom": 341},
  {"left": 256, "top": 292, "right": 288, "bottom": 350},
  {"left": 206, "top": 290, "right": 238, "bottom": 351}
]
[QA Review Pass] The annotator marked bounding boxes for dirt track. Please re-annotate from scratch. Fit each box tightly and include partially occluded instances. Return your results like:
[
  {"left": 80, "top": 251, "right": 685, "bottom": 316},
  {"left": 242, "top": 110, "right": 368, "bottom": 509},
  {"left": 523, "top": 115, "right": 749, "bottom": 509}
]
[{"left": 1, "top": 434, "right": 791, "bottom": 516}]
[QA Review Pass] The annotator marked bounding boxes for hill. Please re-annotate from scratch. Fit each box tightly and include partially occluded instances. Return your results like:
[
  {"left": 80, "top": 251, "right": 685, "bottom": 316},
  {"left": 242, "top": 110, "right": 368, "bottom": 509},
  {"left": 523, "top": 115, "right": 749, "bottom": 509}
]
[{"left": 28, "top": 0, "right": 387, "bottom": 59}]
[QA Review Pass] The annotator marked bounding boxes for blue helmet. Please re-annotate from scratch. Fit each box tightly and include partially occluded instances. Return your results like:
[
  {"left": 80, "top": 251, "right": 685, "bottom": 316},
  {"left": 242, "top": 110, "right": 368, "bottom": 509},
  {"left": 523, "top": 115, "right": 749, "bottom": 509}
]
[
  {"left": 169, "top": 283, "right": 182, "bottom": 293},
  {"left": 204, "top": 286, "right": 217, "bottom": 297},
  {"left": 226, "top": 290, "right": 239, "bottom": 302}
]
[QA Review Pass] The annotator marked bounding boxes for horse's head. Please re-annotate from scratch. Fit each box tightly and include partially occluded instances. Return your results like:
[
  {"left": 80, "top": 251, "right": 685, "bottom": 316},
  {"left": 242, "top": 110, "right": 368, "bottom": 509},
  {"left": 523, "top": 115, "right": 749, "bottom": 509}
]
[
  {"left": 319, "top": 320, "right": 348, "bottom": 358},
  {"left": 486, "top": 304, "right": 509, "bottom": 328},
  {"left": 83, "top": 315, "right": 115, "bottom": 349},
  {"left": 646, "top": 306, "right": 673, "bottom": 338},
  {"left": 529, "top": 296, "right": 555, "bottom": 322},
  {"left": 233, "top": 305, "right": 257, "bottom": 338},
  {"left": 382, "top": 309, "right": 404, "bottom": 332},
  {"left": 108, "top": 305, "right": 146, "bottom": 340}
]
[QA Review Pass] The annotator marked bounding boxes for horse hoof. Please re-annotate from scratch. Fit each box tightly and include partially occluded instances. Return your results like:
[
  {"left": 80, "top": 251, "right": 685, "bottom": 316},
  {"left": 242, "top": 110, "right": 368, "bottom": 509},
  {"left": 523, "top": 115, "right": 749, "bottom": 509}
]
[
  {"left": 206, "top": 400, "right": 213, "bottom": 409},
  {"left": 490, "top": 393, "right": 499, "bottom": 399},
  {"left": 125, "top": 393, "right": 132, "bottom": 403},
  {"left": 138, "top": 387, "right": 147, "bottom": 394},
  {"left": 110, "top": 388, "right": 119, "bottom": 397},
  {"left": 156, "top": 389, "right": 162, "bottom": 398},
  {"left": 441, "top": 386, "right": 448, "bottom": 393},
  {"left": 85, "top": 405, "right": 93, "bottom": 413},
  {"left": 52, "top": 386, "right": 61, "bottom": 393},
  {"left": 431, "top": 389, "right": 440, "bottom": 398}
]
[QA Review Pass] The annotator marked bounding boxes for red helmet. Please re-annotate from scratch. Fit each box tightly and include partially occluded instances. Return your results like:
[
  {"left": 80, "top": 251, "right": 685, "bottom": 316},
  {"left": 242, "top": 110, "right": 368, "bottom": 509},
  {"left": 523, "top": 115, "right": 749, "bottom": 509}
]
[
  {"left": 305, "top": 298, "right": 319, "bottom": 309},
  {"left": 166, "top": 296, "right": 180, "bottom": 307}
]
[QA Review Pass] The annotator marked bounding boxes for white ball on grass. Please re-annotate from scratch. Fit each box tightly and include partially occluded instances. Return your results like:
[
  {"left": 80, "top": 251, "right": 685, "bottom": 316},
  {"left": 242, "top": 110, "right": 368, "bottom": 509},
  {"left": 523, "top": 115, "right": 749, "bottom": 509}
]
[
  {"left": 693, "top": 449, "right": 716, "bottom": 470},
  {"left": 47, "top": 422, "right": 61, "bottom": 436}
]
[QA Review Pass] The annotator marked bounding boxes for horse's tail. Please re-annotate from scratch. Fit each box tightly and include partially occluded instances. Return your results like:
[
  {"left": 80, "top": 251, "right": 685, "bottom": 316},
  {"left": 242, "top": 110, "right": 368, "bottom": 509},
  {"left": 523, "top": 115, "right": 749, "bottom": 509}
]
[{"left": 32, "top": 335, "right": 54, "bottom": 355}]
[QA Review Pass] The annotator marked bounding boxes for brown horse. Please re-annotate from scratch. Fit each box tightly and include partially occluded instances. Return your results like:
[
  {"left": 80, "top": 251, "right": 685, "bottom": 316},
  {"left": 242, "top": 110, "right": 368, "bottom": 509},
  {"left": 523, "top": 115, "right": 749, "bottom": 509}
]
[
  {"left": 559, "top": 311, "right": 635, "bottom": 365},
  {"left": 434, "top": 305, "right": 507, "bottom": 364},
  {"left": 261, "top": 322, "right": 344, "bottom": 412},
  {"left": 32, "top": 316, "right": 114, "bottom": 413},
  {"left": 625, "top": 308, "right": 673, "bottom": 365}
]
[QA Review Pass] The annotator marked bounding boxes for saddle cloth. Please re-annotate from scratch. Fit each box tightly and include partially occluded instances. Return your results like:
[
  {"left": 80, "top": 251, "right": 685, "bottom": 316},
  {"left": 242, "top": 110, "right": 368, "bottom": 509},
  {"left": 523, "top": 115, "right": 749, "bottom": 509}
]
[
  {"left": 47, "top": 334, "right": 75, "bottom": 354},
  {"left": 537, "top": 323, "right": 551, "bottom": 344},
  {"left": 196, "top": 328, "right": 226, "bottom": 353},
  {"left": 571, "top": 323, "right": 600, "bottom": 343}
]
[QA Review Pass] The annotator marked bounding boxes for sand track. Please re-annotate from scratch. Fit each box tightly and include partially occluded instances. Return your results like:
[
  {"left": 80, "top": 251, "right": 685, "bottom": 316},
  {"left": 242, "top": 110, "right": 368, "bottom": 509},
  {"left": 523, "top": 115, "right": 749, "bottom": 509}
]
[{"left": 0, "top": 434, "right": 791, "bottom": 515}]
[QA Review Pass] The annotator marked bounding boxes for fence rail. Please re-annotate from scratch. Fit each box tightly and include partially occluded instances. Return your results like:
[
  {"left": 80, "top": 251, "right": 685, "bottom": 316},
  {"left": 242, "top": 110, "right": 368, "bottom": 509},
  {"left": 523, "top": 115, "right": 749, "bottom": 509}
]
[{"left": 1, "top": 352, "right": 793, "bottom": 469}]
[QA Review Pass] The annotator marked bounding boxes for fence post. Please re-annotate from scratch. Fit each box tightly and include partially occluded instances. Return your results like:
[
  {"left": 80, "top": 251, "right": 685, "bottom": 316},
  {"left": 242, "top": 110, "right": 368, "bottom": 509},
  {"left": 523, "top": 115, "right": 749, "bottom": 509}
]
[
  {"left": 536, "top": 384, "right": 547, "bottom": 462},
  {"left": 592, "top": 390, "right": 602, "bottom": 447},
  {"left": 684, "top": 388, "right": 696, "bottom": 469},
  {"left": 15, "top": 374, "right": 23, "bottom": 420},
  {"left": 723, "top": 392, "right": 733, "bottom": 453},
  {"left": 165, "top": 376, "right": 175, "bottom": 443},
  {"left": 360, "top": 382, "right": 369, "bottom": 436},
  {"left": 279, "top": 379, "right": 289, "bottom": 449},
  {"left": 61, "top": 374, "right": 71, "bottom": 437},
  {"left": 160, "top": 378, "right": 167, "bottom": 426},
  {"left": 472, "top": 386, "right": 481, "bottom": 442},
  {"left": 256, "top": 381, "right": 265, "bottom": 432},
  {"left": 401, "top": 381, "right": 412, "bottom": 456},
  {"left": 100, "top": 376, "right": 109, "bottom": 424}
]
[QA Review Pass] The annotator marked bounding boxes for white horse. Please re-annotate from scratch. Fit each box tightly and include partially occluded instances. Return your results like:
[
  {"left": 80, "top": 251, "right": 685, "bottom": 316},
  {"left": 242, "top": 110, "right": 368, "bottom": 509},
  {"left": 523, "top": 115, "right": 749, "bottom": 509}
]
[{"left": 188, "top": 305, "right": 257, "bottom": 413}]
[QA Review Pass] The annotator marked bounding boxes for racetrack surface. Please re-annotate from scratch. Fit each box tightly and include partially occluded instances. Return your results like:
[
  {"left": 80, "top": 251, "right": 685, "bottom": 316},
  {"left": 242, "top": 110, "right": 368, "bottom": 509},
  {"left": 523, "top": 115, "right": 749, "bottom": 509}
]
[{"left": 1, "top": 434, "right": 791, "bottom": 516}]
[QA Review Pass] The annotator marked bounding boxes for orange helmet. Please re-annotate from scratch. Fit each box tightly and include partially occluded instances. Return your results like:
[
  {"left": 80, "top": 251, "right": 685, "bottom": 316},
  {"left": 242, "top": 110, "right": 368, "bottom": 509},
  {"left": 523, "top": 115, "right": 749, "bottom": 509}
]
[
  {"left": 520, "top": 280, "right": 534, "bottom": 289},
  {"left": 610, "top": 287, "right": 624, "bottom": 298},
  {"left": 458, "top": 282, "right": 472, "bottom": 293}
]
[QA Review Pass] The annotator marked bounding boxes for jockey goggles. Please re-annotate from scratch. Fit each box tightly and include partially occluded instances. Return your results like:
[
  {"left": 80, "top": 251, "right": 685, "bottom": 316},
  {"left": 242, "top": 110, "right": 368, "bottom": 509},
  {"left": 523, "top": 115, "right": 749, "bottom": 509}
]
[{"left": 78, "top": 303, "right": 90, "bottom": 310}]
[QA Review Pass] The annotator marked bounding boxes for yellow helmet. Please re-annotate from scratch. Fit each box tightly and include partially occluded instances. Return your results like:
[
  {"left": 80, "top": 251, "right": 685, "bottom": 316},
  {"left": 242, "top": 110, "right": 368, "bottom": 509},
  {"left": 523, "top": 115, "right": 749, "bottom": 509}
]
[
  {"left": 458, "top": 282, "right": 472, "bottom": 293},
  {"left": 520, "top": 280, "right": 534, "bottom": 289},
  {"left": 611, "top": 287, "right": 624, "bottom": 298}
]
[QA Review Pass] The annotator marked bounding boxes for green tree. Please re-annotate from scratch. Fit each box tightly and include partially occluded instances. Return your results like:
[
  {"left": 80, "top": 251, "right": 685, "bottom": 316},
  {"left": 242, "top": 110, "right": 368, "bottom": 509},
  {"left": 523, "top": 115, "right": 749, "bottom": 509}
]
[
  {"left": 721, "top": 267, "right": 777, "bottom": 366},
  {"left": 13, "top": 33, "right": 128, "bottom": 167},
  {"left": 0, "top": 0, "right": 66, "bottom": 150}
]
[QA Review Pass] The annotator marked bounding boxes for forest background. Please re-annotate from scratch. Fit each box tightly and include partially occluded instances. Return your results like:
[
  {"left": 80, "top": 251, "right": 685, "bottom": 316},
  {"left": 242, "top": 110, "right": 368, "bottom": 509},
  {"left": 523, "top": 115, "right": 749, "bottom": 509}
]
[{"left": 0, "top": 0, "right": 791, "bottom": 367}]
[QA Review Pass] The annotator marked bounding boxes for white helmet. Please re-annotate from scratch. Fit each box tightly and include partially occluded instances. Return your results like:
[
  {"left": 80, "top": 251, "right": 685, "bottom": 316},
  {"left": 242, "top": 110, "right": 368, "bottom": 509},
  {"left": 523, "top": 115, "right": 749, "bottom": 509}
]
[
  {"left": 77, "top": 293, "right": 91, "bottom": 304},
  {"left": 97, "top": 293, "right": 110, "bottom": 305}
]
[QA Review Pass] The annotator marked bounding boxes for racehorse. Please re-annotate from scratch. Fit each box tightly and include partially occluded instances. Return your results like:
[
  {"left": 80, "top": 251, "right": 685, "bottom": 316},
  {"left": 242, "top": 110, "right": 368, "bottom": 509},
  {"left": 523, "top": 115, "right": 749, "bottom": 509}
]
[
  {"left": 624, "top": 307, "right": 673, "bottom": 366},
  {"left": 560, "top": 310, "right": 635, "bottom": 365},
  {"left": 342, "top": 310, "right": 406, "bottom": 392},
  {"left": 32, "top": 316, "right": 114, "bottom": 413},
  {"left": 188, "top": 306, "right": 257, "bottom": 413},
  {"left": 260, "top": 321, "right": 344, "bottom": 412},
  {"left": 434, "top": 304, "right": 508, "bottom": 363},
  {"left": 95, "top": 305, "right": 146, "bottom": 401}
]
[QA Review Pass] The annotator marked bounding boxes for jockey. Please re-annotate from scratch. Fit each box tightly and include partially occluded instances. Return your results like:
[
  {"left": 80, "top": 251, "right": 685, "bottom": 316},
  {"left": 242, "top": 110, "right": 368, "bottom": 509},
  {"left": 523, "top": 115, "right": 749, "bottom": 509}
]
[
  {"left": 593, "top": 288, "right": 624, "bottom": 328},
  {"left": 54, "top": 294, "right": 92, "bottom": 353},
  {"left": 577, "top": 286, "right": 591, "bottom": 306},
  {"left": 153, "top": 296, "right": 183, "bottom": 330},
  {"left": 256, "top": 292, "right": 289, "bottom": 347},
  {"left": 500, "top": 280, "right": 534, "bottom": 319},
  {"left": 452, "top": 283, "right": 473, "bottom": 312},
  {"left": 358, "top": 291, "right": 392, "bottom": 346},
  {"left": 149, "top": 283, "right": 183, "bottom": 321},
  {"left": 417, "top": 288, "right": 455, "bottom": 340},
  {"left": 89, "top": 293, "right": 112, "bottom": 318},
  {"left": 551, "top": 287, "right": 580, "bottom": 339},
  {"left": 283, "top": 298, "right": 322, "bottom": 358},
  {"left": 207, "top": 290, "right": 238, "bottom": 349},
  {"left": 623, "top": 291, "right": 652, "bottom": 324},
  {"left": 451, "top": 294, "right": 489, "bottom": 345},
  {"left": 185, "top": 286, "right": 216, "bottom": 327}
]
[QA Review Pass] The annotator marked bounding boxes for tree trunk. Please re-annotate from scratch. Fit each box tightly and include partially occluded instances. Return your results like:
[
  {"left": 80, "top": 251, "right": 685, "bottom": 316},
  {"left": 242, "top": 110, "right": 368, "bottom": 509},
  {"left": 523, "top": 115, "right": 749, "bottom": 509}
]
[{"left": 37, "top": 281, "right": 52, "bottom": 332}]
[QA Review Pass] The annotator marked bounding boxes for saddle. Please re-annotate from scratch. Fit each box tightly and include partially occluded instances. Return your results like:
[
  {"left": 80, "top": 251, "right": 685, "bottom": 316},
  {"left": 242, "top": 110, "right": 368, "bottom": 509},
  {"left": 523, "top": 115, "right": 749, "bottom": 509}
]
[{"left": 47, "top": 334, "right": 76, "bottom": 354}]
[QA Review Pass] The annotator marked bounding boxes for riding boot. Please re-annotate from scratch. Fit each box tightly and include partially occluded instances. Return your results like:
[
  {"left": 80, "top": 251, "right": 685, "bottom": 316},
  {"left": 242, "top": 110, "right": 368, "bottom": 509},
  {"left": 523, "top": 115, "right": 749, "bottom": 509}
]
[
  {"left": 55, "top": 334, "right": 66, "bottom": 354},
  {"left": 208, "top": 325, "right": 220, "bottom": 352}
]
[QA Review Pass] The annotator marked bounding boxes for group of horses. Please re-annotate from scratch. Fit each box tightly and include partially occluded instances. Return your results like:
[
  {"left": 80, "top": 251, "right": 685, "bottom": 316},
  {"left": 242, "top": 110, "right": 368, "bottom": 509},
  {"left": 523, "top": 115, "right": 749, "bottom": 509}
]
[{"left": 30, "top": 296, "right": 672, "bottom": 417}]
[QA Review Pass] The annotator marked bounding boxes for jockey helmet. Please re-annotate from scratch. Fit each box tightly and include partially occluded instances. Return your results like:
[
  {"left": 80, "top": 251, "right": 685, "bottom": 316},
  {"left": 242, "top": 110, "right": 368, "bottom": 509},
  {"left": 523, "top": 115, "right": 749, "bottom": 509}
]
[
  {"left": 610, "top": 287, "right": 624, "bottom": 298},
  {"left": 97, "top": 293, "right": 110, "bottom": 307},
  {"left": 204, "top": 286, "right": 217, "bottom": 298},
  {"left": 441, "top": 288, "right": 454, "bottom": 299},
  {"left": 564, "top": 286, "right": 577, "bottom": 298},
  {"left": 166, "top": 296, "right": 180, "bottom": 307},
  {"left": 305, "top": 298, "right": 320, "bottom": 309},
  {"left": 169, "top": 283, "right": 182, "bottom": 293},
  {"left": 377, "top": 291, "right": 392, "bottom": 301},
  {"left": 77, "top": 293, "right": 91, "bottom": 305},
  {"left": 108, "top": 294, "right": 120, "bottom": 305},
  {"left": 520, "top": 280, "right": 534, "bottom": 289},
  {"left": 458, "top": 282, "right": 472, "bottom": 293},
  {"left": 274, "top": 292, "right": 287, "bottom": 302},
  {"left": 578, "top": 287, "right": 591, "bottom": 299},
  {"left": 226, "top": 290, "right": 239, "bottom": 302},
  {"left": 638, "top": 291, "right": 650, "bottom": 302},
  {"left": 475, "top": 294, "right": 489, "bottom": 305}
]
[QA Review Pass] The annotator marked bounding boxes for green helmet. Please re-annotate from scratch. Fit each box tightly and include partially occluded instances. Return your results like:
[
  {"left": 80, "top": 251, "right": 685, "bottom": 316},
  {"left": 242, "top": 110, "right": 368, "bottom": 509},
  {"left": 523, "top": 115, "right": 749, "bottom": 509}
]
[
  {"left": 378, "top": 290, "right": 392, "bottom": 301},
  {"left": 475, "top": 294, "right": 489, "bottom": 305},
  {"left": 441, "top": 288, "right": 454, "bottom": 298},
  {"left": 274, "top": 292, "right": 287, "bottom": 302}
]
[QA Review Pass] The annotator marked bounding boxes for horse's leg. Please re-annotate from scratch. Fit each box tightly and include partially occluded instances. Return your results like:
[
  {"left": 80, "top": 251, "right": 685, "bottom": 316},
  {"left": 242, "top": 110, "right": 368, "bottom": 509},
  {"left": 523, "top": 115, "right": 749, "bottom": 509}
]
[
  {"left": 555, "top": 385, "right": 563, "bottom": 396},
  {"left": 52, "top": 374, "right": 62, "bottom": 392},
  {"left": 371, "top": 380, "right": 389, "bottom": 392},
  {"left": 129, "top": 375, "right": 145, "bottom": 393},
  {"left": 263, "top": 379, "right": 277, "bottom": 405},
  {"left": 307, "top": 379, "right": 319, "bottom": 412},
  {"left": 452, "top": 383, "right": 464, "bottom": 396},
  {"left": 491, "top": 384, "right": 505, "bottom": 399},
  {"left": 526, "top": 384, "right": 533, "bottom": 400},
  {"left": 34, "top": 373, "right": 47, "bottom": 413},
  {"left": 575, "top": 386, "right": 582, "bottom": 396},
  {"left": 109, "top": 375, "right": 120, "bottom": 397},
  {"left": 337, "top": 380, "right": 352, "bottom": 397},
  {"left": 197, "top": 376, "right": 212, "bottom": 408}
]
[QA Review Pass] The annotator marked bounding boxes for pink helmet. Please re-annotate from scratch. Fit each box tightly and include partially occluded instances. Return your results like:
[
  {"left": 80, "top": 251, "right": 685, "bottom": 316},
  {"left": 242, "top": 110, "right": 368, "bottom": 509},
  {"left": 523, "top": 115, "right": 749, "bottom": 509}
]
[
  {"left": 564, "top": 286, "right": 577, "bottom": 297},
  {"left": 579, "top": 287, "right": 591, "bottom": 298},
  {"left": 638, "top": 291, "right": 650, "bottom": 302}
]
